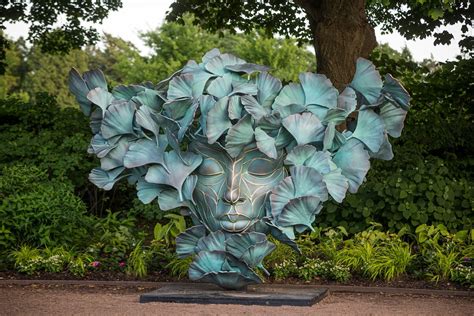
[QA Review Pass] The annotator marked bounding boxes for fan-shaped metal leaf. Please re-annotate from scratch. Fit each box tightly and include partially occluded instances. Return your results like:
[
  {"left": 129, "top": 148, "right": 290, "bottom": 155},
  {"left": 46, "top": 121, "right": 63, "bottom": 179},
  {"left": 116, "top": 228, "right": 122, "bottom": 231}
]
[
  {"left": 254, "top": 127, "right": 277, "bottom": 159},
  {"left": 290, "top": 166, "right": 328, "bottom": 201},
  {"left": 207, "top": 74, "right": 232, "bottom": 98},
  {"left": 163, "top": 98, "right": 193, "bottom": 120},
  {"left": 299, "top": 72, "right": 338, "bottom": 109},
  {"left": 225, "top": 63, "right": 270, "bottom": 74},
  {"left": 383, "top": 74, "right": 411, "bottom": 110},
  {"left": 333, "top": 139, "right": 370, "bottom": 193},
  {"left": 136, "top": 178, "right": 164, "bottom": 204},
  {"left": 277, "top": 196, "right": 321, "bottom": 231},
  {"left": 369, "top": 132, "right": 394, "bottom": 161},
  {"left": 282, "top": 112, "right": 325, "bottom": 145},
  {"left": 176, "top": 225, "right": 207, "bottom": 258},
  {"left": 196, "top": 230, "right": 226, "bottom": 253},
  {"left": 145, "top": 151, "right": 202, "bottom": 200},
  {"left": 225, "top": 115, "right": 254, "bottom": 157},
  {"left": 133, "top": 89, "right": 164, "bottom": 111},
  {"left": 338, "top": 87, "right": 357, "bottom": 113},
  {"left": 206, "top": 96, "right": 232, "bottom": 144},
  {"left": 323, "top": 108, "right": 348, "bottom": 124},
  {"left": 135, "top": 105, "right": 160, "bottom": 137},
  {"left": 112, "top": 85, "right": 145, "bottom": 101},
  {"left": 89, "top": 134, "right": 117, "bottom": 158},
  {"left": 101, "top": 101, "right": 136, "bottom": 139},
  {"left": 226, "top": 232, "right": 275, "bottom": 269},
  {"left": 303, "top": 151, "right": 332, "bottom": 174},
  {"left": 100, "top": 136, "right": 130, "bottom": 170},
  {"left": 272, "top": 83, "right": 305, "bottom": 115},
  {"left": 123, "top": 138, "right": 165, "bottom": 169},
  {"left": 228, "top": 95, "right": 242, "bottom": 120},
  {"left": 87, "top": 87, "right": 114, "bottom": 114},
  {"left": 350, "top": 58, "right": 383, "bottom": 104},
  {"left": 270, "top": 176, "right": 295, "bottom": 218},
  {"left": 198, "top": 95, "right": 216, "bottom": 135},
  {"left": 231, "top": 82, "right": 258, "bottom": 96},
  {"left": 68, "top": 68, "right": 92, "bottom": 116},
  {"left": 351, "top": 109, "right": 385, "bottom": 152},
  {"left": 241, "top": 95, "right": 270, "bottom": 121},
  {"left": 167, "top": 74, "right": 194, "bottom": 100},
  {"left": 284, "top": 144, "right": 316, "bottom": 166},
  {"left": 323, "top": 122, "right": 336, "bottom": 150},
  {"left": 89, "top": 167, "right": 126, "bottom": 190},
  {"left": 379, "top": 102, "right": 407, "bottom": 138},
  {"left": 205, "top": 53, "right": 246, "bottom": 76},
  {"left": 177, "top": 102, "right": 199, "bottom": 141},
  {"left": 323, "top": 169, "right": 349, "bottom": 203},
  {"left": 256, "top": 72, "right": 282, "bottom": 108},
  {"left": 83, "top": 69, "right": 107, "bottom": 91}
]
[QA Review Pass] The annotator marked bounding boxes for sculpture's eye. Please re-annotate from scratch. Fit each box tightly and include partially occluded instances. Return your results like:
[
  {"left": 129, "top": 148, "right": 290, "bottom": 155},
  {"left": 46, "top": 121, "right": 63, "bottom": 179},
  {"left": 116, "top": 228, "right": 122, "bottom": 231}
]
[
  {"left": 198, "top": 158, "right": 224, "bottom": 176},
  {"left": 247, "top": 158, "right": 275, "bottom": 176}
]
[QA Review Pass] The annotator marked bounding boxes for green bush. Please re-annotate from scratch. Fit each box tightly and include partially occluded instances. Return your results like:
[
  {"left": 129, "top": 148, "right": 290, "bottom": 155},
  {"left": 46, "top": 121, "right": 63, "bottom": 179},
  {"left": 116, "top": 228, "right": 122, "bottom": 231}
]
[
  {"left": 318, "top": 155, "right": 473, "bottom": 233},
  {"left": 0, "top": 165, "right": 92, "bottom": 250}
]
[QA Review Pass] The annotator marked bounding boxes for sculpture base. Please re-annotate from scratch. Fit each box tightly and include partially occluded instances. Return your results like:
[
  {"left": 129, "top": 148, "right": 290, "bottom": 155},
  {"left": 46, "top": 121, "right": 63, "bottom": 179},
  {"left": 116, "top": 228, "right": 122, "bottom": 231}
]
[{"left": 139, "top": 283, "right": 328, "bottom": 306}]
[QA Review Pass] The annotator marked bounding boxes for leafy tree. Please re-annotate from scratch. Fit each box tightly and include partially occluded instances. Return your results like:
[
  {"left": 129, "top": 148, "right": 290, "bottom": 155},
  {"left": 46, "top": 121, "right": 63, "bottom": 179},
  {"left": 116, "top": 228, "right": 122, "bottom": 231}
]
[
  {"left": 87, "top": 34, "right": 154, "bottom": 86},
  {"left": 22, "top": 46, "right": 90, "bottom": 106},
  {"left": 166, "top": 0, "right": 472, "bottom": 88},
  {"left": 142, "top": 14, "right": 315, "bottom": 83},
  {"left": 0, "top": 38, "right": 23, "bottom": 99},
  {"left": 0, "top": 0, "right": 123, "bottom": 74}
]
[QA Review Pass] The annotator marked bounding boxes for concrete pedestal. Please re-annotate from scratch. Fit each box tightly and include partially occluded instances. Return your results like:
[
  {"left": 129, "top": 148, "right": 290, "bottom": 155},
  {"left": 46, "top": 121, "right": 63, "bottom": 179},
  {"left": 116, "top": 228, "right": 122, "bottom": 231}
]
[{"left": 140, "top": 283, "right": 328, "bottom": 306}]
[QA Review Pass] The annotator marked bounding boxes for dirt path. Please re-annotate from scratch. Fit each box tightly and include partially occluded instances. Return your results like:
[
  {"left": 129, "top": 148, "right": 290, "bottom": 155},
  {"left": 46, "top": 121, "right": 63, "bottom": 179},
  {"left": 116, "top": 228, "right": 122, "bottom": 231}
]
[{"left": 0, "top": 284, "right": 472, "bottom": 316}]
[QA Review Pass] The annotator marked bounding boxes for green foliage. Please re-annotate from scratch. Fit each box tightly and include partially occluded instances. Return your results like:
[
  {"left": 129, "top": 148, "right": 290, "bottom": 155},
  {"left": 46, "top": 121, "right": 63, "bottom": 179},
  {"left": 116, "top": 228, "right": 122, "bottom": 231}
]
[
  {"left": 365, "top": 243, "right": 413, "bottom": 281},
  {"left": 298, "top": 258, "right": 351, "bottom": 282},
  {"left": 89, "top": 211, "right": 139, "bottom": 262},
  {"left": 126, "top": 241, "right": 152, "bottom": 278},
  {"left": 167, "top": 0, "right": 472, "bottom": 52},
  {"left": 413, "top": 224, "right": 471, "bottom": 282},
  {"left": 10, "top": 245, "right": 42, "bottom": 275},
  {"left": 166, "top": 255, "right": 193, "bottom": 279},
  {"left": 153, "top": 214, "right": 187, "bottom": 246},
  {"left": 0, "top": 164, "right": 92, "bottom": 249},
  {"left": 330, "top": 225, "right": 414, "bottom": 281},
  {"left": 1, "top": 0, "right": 122, "bottom": 59},
  {"left": 451, "top": 264, "right": 473, "bottom": 288}
]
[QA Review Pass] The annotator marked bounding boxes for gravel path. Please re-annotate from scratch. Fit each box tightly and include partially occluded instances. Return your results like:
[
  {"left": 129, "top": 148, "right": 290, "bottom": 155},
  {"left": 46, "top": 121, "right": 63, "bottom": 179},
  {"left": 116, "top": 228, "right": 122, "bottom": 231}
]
[{"left": 1, "top": 284, "right": 472, "bottom": 316}]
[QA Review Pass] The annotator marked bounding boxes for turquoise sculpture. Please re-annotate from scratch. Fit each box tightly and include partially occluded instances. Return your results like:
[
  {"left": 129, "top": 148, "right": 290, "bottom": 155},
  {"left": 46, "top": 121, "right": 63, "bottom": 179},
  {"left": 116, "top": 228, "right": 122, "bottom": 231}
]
[{"left": 69, "top": 49, "right": 410, "bottom": 290}]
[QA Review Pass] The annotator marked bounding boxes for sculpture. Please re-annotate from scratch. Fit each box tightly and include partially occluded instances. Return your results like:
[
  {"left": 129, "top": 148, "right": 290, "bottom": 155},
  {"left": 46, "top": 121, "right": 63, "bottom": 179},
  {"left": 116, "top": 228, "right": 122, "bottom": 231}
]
[{"left": 69, "top": 48, "right": 410, "bottom": 290}]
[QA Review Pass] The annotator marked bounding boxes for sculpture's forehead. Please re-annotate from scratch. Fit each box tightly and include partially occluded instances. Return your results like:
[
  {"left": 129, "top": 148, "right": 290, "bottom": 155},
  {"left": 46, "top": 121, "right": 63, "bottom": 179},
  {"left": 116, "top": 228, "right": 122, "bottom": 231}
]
[{"left": 190, "top": 140, "right": 278, "bottom": 164}]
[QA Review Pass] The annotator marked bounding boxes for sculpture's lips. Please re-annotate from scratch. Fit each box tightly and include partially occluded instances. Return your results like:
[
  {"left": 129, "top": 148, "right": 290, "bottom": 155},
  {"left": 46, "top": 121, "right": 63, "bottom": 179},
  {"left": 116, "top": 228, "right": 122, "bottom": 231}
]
[{"left": 218, "top": 212, "right": 252, "bottom": 232}]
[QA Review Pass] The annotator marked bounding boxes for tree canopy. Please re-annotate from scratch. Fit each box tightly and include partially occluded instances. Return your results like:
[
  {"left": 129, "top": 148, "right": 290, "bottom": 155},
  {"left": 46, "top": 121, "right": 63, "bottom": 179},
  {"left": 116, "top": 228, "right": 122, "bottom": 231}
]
[
  {"left": 167, "top": 0, "right": 472, "bottom": 51},
  {"left": 166, "top": 0, "right": 473, "bottom": 87},
  {"left": 0, "top": 0, "right": 123, "bottom": 74}
]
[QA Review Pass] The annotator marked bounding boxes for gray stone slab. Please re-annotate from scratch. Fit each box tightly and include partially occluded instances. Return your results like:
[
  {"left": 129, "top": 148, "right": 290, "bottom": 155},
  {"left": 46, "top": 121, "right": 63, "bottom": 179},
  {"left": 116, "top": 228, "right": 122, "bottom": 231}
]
[{"left": 139, "top": 283, "right": 328, "bottom": 306}]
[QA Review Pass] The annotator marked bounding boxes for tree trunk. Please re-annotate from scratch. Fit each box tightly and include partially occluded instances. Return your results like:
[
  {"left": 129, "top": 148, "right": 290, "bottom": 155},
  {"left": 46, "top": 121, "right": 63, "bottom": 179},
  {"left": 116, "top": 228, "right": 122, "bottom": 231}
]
[{"left": 296, "top": 0, "right": 377, "bottom": 90}]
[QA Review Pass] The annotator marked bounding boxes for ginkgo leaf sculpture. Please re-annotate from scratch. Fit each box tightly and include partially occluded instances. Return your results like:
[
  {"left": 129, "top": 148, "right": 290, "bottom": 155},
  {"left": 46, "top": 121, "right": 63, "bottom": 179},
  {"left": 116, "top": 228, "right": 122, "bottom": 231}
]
[{"left": 69, "top": 48, "right": 410, "bottom": 290}]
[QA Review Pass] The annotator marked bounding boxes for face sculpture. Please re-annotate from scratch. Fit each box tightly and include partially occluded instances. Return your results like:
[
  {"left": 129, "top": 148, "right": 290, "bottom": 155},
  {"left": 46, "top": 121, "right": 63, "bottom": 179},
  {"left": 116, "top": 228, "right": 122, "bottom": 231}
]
[
  {"left": 70, "top": 48, "right": 410, "bottom": 290},
  {"left": 191, "top": 140, "right": 285, "bottom": 233}
]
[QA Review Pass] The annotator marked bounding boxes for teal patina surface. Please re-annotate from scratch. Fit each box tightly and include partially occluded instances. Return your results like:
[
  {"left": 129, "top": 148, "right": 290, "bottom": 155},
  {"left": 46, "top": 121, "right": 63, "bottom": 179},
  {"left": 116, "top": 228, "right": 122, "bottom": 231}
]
[{"left": 69, "top": 49, "right": 410, "bottom": 290}]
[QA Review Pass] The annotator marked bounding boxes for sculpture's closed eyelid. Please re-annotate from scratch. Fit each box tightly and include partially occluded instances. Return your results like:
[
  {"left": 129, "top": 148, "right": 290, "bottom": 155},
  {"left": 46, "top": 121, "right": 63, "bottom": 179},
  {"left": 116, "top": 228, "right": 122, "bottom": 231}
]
[
  {"left": 247, "top": 158, "right": 277, "bottom": 176},
  {"left": 198, "top": 158, "right": 225, "bottom": 176}
]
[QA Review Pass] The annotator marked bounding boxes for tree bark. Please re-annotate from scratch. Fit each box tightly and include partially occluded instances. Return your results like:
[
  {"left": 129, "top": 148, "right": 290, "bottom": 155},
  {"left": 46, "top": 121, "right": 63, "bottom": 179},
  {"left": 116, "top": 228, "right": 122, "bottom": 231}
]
[{"left": 295, "top": 0, "right": 377, "bottom": 90}]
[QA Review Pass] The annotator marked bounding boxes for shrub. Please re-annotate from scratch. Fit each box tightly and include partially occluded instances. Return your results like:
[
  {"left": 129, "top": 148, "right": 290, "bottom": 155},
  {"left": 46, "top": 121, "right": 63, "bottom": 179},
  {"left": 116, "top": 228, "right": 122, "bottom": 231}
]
[{"left": 0, "top": 165, "right": 92, "bottom": 249}]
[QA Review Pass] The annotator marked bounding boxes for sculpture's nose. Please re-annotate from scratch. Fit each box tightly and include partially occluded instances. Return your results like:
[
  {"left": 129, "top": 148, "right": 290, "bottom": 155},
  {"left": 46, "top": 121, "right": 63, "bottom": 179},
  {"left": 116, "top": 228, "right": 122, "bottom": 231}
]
[
  {"left": 224, "top": 188, "right": 243, "bottom": 204},
  {"left": 224, "top": 161, "right": 244, "bottom": 204}
]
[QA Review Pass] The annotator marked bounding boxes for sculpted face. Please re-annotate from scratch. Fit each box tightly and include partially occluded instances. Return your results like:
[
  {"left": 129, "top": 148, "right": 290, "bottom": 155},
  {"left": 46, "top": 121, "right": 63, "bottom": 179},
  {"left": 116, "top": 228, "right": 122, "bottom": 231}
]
[{"left": 190, "top": 140, "right": 286, "bottom": 233}]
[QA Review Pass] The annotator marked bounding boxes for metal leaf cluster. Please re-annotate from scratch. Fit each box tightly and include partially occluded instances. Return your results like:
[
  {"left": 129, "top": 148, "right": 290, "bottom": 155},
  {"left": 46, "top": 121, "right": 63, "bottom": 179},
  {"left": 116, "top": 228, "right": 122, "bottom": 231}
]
[{"left": 69, "top": 48, "right": 410, "bottom": 289}]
